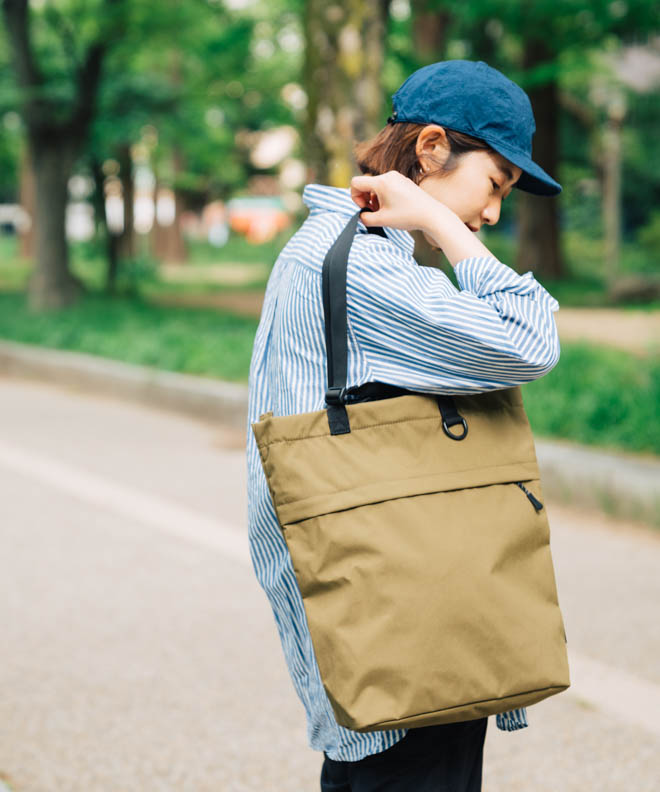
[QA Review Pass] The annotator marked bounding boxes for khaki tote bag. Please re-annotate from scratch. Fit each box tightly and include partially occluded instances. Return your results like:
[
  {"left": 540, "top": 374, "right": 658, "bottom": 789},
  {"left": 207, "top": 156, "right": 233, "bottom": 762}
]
[{"left": 252, "top": 212, "right": 570, "bottom": 732}]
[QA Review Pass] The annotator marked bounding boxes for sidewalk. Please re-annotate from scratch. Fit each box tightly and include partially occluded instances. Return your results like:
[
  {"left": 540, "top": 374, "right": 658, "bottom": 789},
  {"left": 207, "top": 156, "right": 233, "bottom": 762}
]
[
  {"left": 1, "top": 338, "right": 658, "bottom": 527},
  {"left": 554, "top": 308, "right": 660, "bottom": 356}
]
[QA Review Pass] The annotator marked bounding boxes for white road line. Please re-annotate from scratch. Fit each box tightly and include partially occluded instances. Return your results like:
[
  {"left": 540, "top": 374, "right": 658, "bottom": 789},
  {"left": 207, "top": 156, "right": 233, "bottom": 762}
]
[
  {"left": 0, "top": 439, "right": 251, "bottom": 566},
  {"left": 2, "top": 439, "right": 659, "bottom": 739}
]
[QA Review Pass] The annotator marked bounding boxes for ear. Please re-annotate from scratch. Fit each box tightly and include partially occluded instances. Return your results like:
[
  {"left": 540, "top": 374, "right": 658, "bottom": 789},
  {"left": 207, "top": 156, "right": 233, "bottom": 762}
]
[{"left": 415, "top": 125, "right": 450, "bottom": 170}]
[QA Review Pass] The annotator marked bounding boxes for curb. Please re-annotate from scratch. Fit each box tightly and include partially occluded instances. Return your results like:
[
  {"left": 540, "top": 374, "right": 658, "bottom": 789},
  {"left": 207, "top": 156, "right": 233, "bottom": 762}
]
[
  {"left": 0, "top": 339, "right": 248, "bottom": 427},
  {"left": 1, "top": 339, "right": 658, "bottom": 527}
]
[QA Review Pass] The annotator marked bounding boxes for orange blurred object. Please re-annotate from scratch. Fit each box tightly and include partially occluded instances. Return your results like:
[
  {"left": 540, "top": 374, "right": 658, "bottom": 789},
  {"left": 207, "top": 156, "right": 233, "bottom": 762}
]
[{"left": 227, "top": 197, "right": 290, "bottom": 244}]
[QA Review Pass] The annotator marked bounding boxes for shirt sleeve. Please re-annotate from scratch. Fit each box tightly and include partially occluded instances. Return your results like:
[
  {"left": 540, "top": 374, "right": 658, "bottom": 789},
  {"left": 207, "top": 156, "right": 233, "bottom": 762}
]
[{"left": 345, "top": 236, "right": 560, "bottom": 395}]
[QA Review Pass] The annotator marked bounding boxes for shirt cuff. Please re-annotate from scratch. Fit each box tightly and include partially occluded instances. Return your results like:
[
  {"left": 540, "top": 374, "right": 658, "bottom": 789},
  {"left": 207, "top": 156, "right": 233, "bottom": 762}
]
[{"left": 496, "top": 708, "right": 529, "bottom": 731}]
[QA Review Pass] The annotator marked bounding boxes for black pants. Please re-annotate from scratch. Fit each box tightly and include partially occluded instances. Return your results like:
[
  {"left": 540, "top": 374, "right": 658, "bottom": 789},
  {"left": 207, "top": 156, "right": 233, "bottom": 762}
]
[{"left": 320, "top": 718, "right": 488, "bottom": 792}]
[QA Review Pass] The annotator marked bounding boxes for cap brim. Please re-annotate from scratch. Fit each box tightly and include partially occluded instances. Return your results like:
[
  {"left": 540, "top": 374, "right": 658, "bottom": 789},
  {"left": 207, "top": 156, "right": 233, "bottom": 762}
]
[{"left": 488, "top": 141, "right": 562, "bottom": 197}]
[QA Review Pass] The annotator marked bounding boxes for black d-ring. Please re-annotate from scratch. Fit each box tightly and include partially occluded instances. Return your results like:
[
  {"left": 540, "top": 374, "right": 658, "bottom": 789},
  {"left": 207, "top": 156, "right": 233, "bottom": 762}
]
[{"left": 442, "top": 417, "right": 468, "bottom": 441}]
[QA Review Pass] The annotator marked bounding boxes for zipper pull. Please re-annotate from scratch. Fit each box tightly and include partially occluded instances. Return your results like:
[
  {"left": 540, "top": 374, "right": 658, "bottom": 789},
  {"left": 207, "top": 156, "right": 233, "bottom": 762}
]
[{"left": 515, "top": 481, "right": 544, "bottom": 512}]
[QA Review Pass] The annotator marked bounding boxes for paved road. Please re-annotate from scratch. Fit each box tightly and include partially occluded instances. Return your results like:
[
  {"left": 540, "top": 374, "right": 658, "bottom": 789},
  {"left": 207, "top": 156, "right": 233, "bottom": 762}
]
[{"left": 1, "top": 377, "right": 658, "bottom": 791}]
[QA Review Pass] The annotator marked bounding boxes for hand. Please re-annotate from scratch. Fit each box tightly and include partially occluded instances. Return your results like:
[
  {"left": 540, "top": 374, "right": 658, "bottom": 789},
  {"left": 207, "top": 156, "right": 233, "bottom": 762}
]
[
  {"left": 351, "top": 170, "right": 492, "bottom": 266},
  {"left": 350, "top": 170, "right": 448, "bottom": 236}
]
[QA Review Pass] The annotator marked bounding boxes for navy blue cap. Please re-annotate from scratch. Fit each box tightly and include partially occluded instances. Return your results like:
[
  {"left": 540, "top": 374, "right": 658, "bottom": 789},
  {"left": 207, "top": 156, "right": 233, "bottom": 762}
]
[{"left": 389, "top": 60, "right": 561, "bottom": 196}]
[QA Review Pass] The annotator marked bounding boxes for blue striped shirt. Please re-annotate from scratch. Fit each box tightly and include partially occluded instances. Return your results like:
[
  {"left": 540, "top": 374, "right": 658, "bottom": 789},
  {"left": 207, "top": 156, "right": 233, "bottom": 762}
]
[{"left": 246, "top": 183, "right": 560, "bottom": 761}]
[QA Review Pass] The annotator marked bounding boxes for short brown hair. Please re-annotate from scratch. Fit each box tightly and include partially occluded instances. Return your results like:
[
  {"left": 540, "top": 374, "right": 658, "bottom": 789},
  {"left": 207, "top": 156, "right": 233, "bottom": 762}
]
[{"left": 353, "top": 123, "right": 493, "bottom": 186}]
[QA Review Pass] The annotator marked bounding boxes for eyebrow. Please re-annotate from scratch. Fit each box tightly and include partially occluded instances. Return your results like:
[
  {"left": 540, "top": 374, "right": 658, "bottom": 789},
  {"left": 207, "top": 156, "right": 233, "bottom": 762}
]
[{"left": 496, "top": 164, "right": 515, "bottom": 183}]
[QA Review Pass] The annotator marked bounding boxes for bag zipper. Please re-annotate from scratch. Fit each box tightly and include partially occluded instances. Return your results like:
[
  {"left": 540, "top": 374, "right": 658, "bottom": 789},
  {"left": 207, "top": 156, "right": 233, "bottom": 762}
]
[{"left": 514, "top": 481, "right": 544, "bottom": 512}]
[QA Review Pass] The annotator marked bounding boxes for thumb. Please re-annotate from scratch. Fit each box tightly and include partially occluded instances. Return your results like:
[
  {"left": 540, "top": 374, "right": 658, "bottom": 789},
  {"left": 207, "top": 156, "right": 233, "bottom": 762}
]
[{"left": 359, "top": 207, "right": 385, "bottom": 226}]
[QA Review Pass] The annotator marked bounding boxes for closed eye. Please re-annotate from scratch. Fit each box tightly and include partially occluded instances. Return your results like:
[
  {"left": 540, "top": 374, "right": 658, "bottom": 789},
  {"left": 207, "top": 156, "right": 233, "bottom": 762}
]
[{"left": 490, "top": 179, "right": 501, "bottom": 192}]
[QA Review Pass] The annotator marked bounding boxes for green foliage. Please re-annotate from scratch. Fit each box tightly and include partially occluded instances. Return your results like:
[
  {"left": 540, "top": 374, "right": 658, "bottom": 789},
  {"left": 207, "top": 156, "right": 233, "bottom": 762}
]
[
  {"left": 4, "top": 0, "right": 130, "bottom": 123},
  {"left": 454, "top": 0, "right": 658, "bottom": 64},
  {"left": 0, "top": 291, "right": 259, "bottom": 383},
  {"left": 523, "top": 342, "right": 660, "bottom": 455},
  {"left": 1, "top": 0, "right": 658, "bottom": 308},
  {"left": 0, "top": 278, "right": 657, "bottom": 455},
  {"left": 97, "top": 0, "right": 304, "bottom": 201},
  {"left": 0, "top": 13, "right": 20, "bottom": 201},
  {"left": 0, "top": 121, "right": 19, "bottom": 202},
  {"left": 637, "top": 210, "right": 660, "bottom": 258}
]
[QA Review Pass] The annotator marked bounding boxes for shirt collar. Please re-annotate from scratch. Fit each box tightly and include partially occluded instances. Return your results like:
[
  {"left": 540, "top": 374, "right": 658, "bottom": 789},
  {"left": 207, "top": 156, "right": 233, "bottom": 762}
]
[{"left": 302, "top": 183, "right": 415, "bottom": 258}]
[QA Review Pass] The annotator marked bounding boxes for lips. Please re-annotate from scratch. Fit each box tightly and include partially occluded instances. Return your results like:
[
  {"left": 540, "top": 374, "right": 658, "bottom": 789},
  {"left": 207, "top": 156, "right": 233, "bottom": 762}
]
[{"left": 465, "top": 223, "right": 479, "bottom": 232}]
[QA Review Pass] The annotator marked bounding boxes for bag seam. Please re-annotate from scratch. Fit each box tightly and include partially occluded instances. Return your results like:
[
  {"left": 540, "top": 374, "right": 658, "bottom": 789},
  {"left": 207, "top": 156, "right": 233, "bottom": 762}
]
[
  {"left": 257, "top": 409, "right": 526, "bottom": 448},
  {"left": 359, "top": 684, "right": 566, "bottom": 730},
  {"left": 276, "top": 467, "right": 539, "bottom": 510}
]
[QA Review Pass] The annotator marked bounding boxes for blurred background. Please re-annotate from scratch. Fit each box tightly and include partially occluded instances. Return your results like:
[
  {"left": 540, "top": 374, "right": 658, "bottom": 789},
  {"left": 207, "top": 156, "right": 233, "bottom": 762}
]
[
  {"left": 0, "top": 2, "right": 659, "bottom": 791},
  {"left": 0, "top": 0, "right": 659, "bottom": 456},
  {"left": 0, "top": 0, "right": 658, "bottom": 456}
]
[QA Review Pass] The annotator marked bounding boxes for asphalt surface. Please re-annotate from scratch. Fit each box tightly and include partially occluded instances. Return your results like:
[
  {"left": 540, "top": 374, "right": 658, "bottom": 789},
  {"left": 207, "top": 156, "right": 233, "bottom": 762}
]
[{"left": 1, "top": 376, "right": 659, "bottom": 791}]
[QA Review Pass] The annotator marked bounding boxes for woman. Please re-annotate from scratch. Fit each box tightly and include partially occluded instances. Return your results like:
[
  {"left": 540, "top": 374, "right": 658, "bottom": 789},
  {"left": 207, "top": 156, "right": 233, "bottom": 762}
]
[{"left": 246, "top": 60, "right": 561, "bottom": 791}]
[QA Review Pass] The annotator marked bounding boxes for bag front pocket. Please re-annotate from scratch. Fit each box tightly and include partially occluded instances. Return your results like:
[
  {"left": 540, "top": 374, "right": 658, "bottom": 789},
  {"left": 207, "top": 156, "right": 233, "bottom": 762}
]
[{"left": 284, "top": 478, "right": 567, "bottom": 732}]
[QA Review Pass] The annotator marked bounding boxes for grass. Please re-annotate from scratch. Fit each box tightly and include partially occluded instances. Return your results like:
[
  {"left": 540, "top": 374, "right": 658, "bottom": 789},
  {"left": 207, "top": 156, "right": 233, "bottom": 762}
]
[
  {"left": 0, "top": 291, "right": 259, "bottom": 383},
  {"left": 0, "top": 286, "right": 657, "bottom": 455},
  {"left": 522, "top": 343, "right": 660, "bottom": 456}
]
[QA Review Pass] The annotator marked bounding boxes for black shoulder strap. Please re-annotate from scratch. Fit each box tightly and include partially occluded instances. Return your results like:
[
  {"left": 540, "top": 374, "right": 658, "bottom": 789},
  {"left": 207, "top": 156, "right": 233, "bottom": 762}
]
[
  {"left": 321, "top": 211, "right": 466, "bottom": 439},
  {"left": 322, "top": 211, "right": 362, "bottom": 435},
  {"left": 322, "top": 213, "right": 392, "bottom": 433}
]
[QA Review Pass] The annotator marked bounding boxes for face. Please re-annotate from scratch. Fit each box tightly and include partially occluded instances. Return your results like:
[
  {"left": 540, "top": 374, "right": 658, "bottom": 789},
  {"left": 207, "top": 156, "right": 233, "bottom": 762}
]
[{"left": 415, "top": 126, "right": 522, "bottom": 234}]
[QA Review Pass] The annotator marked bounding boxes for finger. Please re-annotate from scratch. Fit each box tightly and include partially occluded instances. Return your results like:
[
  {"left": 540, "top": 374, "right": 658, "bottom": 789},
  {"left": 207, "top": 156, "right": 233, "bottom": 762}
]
[
  {"left": 352, "top": 185, "right": 380, "bottom": 207},
  {"left": 351, "top": 174, "right": 380, "bottom": 192},
  {"left": 350, "top": 187, "right": 370, "bottom": 209}
]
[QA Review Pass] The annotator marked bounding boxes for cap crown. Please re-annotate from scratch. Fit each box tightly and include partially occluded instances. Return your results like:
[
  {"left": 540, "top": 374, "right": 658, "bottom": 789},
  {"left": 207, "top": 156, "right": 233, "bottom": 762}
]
[{"left": 392, "top": 60, "right": 536, "bottom": 158}]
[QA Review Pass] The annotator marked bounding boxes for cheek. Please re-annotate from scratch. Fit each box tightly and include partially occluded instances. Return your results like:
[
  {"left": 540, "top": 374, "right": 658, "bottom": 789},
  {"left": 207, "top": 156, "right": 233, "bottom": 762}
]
[{"left": 475, "top": 185, "right": 493, "bottom": 210}]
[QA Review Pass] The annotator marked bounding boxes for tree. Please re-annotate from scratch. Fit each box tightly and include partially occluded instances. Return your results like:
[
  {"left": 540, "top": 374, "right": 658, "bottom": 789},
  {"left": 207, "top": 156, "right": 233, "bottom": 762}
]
[
  {"left": 455, "top": 0, "right": 659, "bottom": 280},
  {"left": 1, "top": 0, "right": 126, "bottom": 309},
  {"left": 303, "top": 0, "right": 390, "bottom": 186},
  {"left": 410, "top": 0, "right": 451, "bottom": 64},
  {"left": 2, "top": 0, "right": 300, "bottom": 299}
]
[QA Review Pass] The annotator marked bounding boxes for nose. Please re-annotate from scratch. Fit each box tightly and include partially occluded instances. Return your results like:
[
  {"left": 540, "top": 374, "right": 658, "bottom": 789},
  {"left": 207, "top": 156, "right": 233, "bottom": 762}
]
[{"left": 482, "top": 200, "right": 501, "bottom": 226}]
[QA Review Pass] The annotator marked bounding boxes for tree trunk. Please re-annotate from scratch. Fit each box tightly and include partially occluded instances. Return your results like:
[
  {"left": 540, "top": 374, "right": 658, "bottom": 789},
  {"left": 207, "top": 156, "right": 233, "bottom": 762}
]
[
  {"left": 411, "top": 1, "right": 451, "bottom": 64},
  {"left": 2, "top": 0, "right": 112, "bottom": 310},
  {"left": 150, "top": 178, "right": 187, "bottom": 263},
  {"left": 167, "top": 147, "right": 188, "bottom": 263},
  {"left": 150, "top": 173, "right": 169, "bottom": 261},
  {"left": 28, "top": 137, "right": 85, "bottom": 310},
  {"left": 303, "top": 0, "right": 388, "bottom": 186},
  {"left": 117, "top": 142, "right": 135, "bottom": 260},
  {"left": 89, "top": 155, "right": 120, "bottom": 294},
  {"left": 602, "top": 102, "right": 624, "bottom": 288},
  {"left": 409, "top": 1, "right": 452, "bottom": 270},
  {"left": 106, "top": 232, "right": 121, "bottom": 294},
  {"left": 18, "top": 142, "right": 35, "bottom": 259},
  {"left": 515, "top": 43, "right": 564, "bottom": 280}
]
